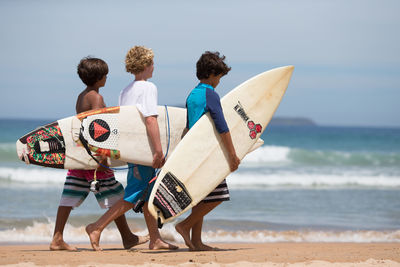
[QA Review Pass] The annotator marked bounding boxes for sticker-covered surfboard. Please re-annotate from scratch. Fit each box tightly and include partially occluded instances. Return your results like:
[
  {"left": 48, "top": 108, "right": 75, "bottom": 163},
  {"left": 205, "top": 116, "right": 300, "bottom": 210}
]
[{"left": 16, "top": 106, "right": 186, "bottom": 169}]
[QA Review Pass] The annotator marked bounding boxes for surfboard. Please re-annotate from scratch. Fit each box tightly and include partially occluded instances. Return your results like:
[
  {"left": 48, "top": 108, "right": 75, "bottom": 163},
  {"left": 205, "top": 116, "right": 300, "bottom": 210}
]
[
  {"left": 16, "top": 106, "right": 265, "bottom": 170},
  {"left": 16, "top": 106, "right": 185, "bottom": 169},
  {"left": 148, "top": 66, "right": 294, "bottom": 224}
]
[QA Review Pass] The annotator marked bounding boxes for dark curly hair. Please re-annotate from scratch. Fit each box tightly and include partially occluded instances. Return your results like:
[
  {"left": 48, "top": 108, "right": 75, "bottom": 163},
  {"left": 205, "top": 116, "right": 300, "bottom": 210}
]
[
  {"left": 196, "top": 51, "right": 231, "bottom": 80},
  {"left": 77, "top": 57, "right": 109, "bottom": 86}
]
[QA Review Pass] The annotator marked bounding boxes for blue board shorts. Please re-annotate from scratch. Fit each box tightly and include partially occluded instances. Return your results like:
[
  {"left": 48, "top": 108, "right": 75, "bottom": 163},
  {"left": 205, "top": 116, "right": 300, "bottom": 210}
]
[{"left": 124, "top": 163, "right": 156, "bottom": 204}]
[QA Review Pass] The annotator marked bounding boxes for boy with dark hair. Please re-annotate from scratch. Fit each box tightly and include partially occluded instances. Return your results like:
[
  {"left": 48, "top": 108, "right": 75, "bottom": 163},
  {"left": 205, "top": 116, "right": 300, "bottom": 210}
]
[
  {"left": 50, "top": 57, "right": 148, "bottom": 251},
  {"left": 175, "top": 51, "right": 240, "bottom": 251}
]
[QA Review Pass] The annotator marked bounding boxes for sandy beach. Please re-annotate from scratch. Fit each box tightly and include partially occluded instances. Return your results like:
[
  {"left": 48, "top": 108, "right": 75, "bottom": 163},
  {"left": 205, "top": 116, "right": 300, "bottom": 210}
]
[{"left": 0, "top": 242, "right": 399, "bottom": 266}]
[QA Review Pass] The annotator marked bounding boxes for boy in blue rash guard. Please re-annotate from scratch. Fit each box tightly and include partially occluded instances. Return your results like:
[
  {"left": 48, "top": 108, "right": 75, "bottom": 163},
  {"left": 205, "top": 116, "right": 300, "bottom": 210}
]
[{"left": 175, "top": 51, "right": 240, "bottom": 251}]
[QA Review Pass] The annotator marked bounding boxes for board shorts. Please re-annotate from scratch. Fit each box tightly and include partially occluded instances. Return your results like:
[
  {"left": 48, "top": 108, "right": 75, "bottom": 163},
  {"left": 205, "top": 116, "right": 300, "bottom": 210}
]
[
  {"left": 123, "top": 163, "right": 156, "bottom": 204},
  {"left": 59, "top": 169, "right": 124, "bottom": 209},
  {"left": 202, "top": 179, "right": 230, "bottom": 202}
]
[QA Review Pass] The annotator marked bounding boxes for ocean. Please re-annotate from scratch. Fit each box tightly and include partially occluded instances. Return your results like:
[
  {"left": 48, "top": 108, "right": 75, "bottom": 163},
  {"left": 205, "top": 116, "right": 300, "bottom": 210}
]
[{"left": 1, "top": 119, "right": 399, "bottom": 245}]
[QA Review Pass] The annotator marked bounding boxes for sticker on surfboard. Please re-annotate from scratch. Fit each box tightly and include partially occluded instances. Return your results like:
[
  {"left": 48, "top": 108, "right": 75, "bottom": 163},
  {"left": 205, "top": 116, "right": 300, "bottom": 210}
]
[
  {"left": 153, "top": 172, "right": 192, "bottom": 220},
  {"left": 81, "top": 114, "right": 119, "bottom": 150},
  {"left": 234, "top": 101, "right": 262, "bottom": 139}
]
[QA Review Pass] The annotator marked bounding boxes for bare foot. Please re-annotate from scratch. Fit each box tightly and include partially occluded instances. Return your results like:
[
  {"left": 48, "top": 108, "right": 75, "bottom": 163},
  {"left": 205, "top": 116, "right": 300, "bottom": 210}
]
[
  {"left": 85, "top": 223, "right": 102, "bottom": 251},
  {"left": 123, "top": 234, "right": 150, "bottom": 249},
  {"left": 175, "top": 223, "right": 195, "bottom": 250},
  {"left": 191, "top": 242, "right": 217, "bottom": 251},
  {"left": 149, "top": 238, "right": 179, "bottom": 250},
  {"left": 49, "top": 238, "right": 77, "bottom": 251}
]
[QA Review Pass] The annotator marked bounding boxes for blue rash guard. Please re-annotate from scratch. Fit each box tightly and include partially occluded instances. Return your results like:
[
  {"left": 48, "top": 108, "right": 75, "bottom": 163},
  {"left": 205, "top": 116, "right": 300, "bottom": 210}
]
[{"left": 186, "top": 83, "right": 229, "bottom": 133}]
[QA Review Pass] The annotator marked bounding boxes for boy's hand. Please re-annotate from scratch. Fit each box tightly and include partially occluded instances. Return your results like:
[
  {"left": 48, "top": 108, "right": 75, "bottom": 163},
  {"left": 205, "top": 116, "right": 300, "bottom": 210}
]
[
  {"left": 229, "top": 154, "right": 240, "bottom": 172},
  {"left": 219, "top": 131, "right": 240, "bottom": 172},
  {"left": 152, "top": 150, "right": 165, "bottom": 169}
]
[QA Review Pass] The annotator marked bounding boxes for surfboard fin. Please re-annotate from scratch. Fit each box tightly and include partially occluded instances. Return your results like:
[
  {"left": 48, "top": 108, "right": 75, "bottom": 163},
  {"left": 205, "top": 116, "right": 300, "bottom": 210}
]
[
  {"left": 21, "top": 146, "right": 30, "bottom": 165},
  {"left": 157, "top": 211, "right": 163, "bottom": 229}
]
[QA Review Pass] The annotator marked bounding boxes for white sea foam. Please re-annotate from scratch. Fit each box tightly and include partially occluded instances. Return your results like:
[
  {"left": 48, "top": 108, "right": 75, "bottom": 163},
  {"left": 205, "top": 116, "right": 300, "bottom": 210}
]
[
  {"left": 227, "top": 171, "right": 400, "bottom": 188},
  {"left": 243, "top": 145, "right": 400, "bottom": 167},
  {"left": 0, "top": 220, "right": 147, "bottom": 244},
  {"left": 0, "top": 221, "right": 398, "bottom": 244},
  {"left": 200, "top": 229, "right": 400, "bottom": 243},
  {"left": 1, "top": 165, "right": 399, "bottom": 189},
  {"left": 0, "top": 142, "right": 15, "bottom": 151},
  {"left": 0, "top": 167, "right": 128, "bottom": 187},
  {"left": 242, "top": 145, "right": 291, "bottom": 165}
]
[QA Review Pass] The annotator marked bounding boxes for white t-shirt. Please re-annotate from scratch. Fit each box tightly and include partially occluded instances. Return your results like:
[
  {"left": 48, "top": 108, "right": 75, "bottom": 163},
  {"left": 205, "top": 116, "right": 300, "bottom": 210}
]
[{"left": 119, "top": 81, "right": 158, "bottom": 117}]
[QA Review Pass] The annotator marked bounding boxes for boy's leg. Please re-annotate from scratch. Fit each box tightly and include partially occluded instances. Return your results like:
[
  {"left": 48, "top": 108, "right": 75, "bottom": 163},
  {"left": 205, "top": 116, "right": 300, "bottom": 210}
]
[
  {"left": 113, "top": 213, "right": 149, "bottom": 249},
  {"left": 51, "top": 170, "right": 90, "bottom": 251},
  {"left": 86, "top": 198, "right": 133, "bottom": 251},
  {"left": 143, "top": 203, "right": 178, "bottom": 250},
  {"left": 91, "top": 169, "right": 148, "bottom": 250},
  {"left": 50, "top": 206, "right": 76, "bottom": 251},
  {"left": 191, "top": 217, "right": 215, "bottom": 251},
  {"left": 175, "top": 201, "right": 221, "bottom": 250}
]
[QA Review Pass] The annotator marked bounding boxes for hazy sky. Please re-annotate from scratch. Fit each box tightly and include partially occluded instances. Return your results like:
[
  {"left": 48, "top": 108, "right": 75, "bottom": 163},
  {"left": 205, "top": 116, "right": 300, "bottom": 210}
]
[{"left": 0, "top": 0, "right": 399, "bottom": 127}]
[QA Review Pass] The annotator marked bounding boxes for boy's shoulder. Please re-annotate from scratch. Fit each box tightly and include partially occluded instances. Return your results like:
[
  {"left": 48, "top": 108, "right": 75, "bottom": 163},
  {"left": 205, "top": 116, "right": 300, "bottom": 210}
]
[
  {"left": 82, "top": 89, "right": 103, "bottom": 99},
  {"left": 76, "top": 89, "right": 104, "bottom": 113},
  {"left": 143, "top": 80, "right": 157, "bottom": 88}
]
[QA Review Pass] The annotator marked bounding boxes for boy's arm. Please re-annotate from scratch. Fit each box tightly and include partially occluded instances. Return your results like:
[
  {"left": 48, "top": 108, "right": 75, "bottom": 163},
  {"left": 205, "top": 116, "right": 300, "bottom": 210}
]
[
  {"left": 145, "top": 115, "right": 165, "bottom": 169},
  {"left": 220, "top": 131, "right": 240, "bottom": 172},
  {"left": 206, "top": 90, "right": 240, "bottom": 172}
]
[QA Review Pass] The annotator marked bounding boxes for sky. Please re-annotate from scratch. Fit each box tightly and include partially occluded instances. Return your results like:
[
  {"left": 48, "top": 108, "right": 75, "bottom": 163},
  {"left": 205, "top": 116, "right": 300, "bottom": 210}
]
[{"left": 0, "top": 0, "right": 399, "bottom": 127}]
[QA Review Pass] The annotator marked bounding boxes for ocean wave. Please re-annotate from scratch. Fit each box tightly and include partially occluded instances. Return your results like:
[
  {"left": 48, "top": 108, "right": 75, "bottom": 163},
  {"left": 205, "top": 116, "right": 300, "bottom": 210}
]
[
  {"left": 0, "top": 221, "right": 398, "bottom": 244},
  {"left": 200, "top": 229, "right": 400, "bottom": 243},
  {"left": 0, "top": 167, "right": 129, "bottom": 187},
  {"left": 2, "top": 142, "right": 400, "bottom": 170},
  {"left": 1, "top": 166, "right": 399, "bottom": 189},
  {"left": 243, "top": 145, "right": 291, "bottom": 165},
  {"left": 0, "top": 142, "right": 19, "bottom": 162},
  {"left": 227, "top": 172, "right": 400, "bottom": 189},
  {"left": 243, "top": 146, "right": 400, "bottom": 167}
]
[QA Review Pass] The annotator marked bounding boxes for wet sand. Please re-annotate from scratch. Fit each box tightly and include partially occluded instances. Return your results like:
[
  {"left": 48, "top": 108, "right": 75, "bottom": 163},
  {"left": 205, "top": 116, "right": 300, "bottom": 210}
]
[{"left": 0, "top": 242, "right": 399, "bottom": 266}]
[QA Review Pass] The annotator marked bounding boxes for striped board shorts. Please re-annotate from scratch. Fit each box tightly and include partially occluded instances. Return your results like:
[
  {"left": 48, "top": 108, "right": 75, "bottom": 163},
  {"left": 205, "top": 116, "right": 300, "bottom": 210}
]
[
  {"left": 59, "top": 169, "right": 124, "bottom": 209},
  {"left": 203, "top": 179, "right": 230, "bottom": 202}
]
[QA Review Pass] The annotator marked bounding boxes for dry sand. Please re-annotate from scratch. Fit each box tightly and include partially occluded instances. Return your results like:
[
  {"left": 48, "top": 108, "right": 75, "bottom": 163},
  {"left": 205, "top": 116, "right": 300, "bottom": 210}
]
[{"left": 0, "top": 243, "right": 399, "bottom": 266}]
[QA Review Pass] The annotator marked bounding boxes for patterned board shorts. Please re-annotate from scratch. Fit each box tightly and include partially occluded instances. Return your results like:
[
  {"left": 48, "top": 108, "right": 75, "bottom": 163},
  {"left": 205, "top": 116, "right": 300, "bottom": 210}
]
[
  {"left": 203, "top": 179, "right": 230, "bottom": 202},
  {"left": 59, "top": 169, "right": 124, "bottom": 209}
]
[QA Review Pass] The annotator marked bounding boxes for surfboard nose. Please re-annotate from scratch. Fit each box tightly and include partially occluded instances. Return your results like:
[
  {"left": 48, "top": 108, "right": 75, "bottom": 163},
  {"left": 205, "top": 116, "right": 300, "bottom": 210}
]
[
  {"left": 282, "top": 65, "right": 295, "bottom": 80},
  {"left": 255, "top": 65, "right": 294, "bottom": 101},
  {"left": 279, "top": 65, "right": 295, "bottom": 88},
  {"left": 272, "top": 65, "right": 294, "bottom": 82}
]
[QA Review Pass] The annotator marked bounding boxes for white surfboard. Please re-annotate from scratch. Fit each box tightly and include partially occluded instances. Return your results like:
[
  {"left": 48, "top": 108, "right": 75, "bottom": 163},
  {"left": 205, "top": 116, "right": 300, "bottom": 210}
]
[
  {"left": 148, "top": 66, "right": 294, "bottom": 224},
  {"left": 16, "top": 106, "right": 186, "bottom": 169},
  {"left": 16, "top": 106, "right": 264, "bottom": 170}
]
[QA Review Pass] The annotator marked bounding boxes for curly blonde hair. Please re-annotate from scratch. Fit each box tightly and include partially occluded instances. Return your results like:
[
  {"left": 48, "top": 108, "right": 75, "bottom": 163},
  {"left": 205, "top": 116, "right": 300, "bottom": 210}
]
[{"left": 125, "top": 46, "right": 154, "bottom": 74}]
